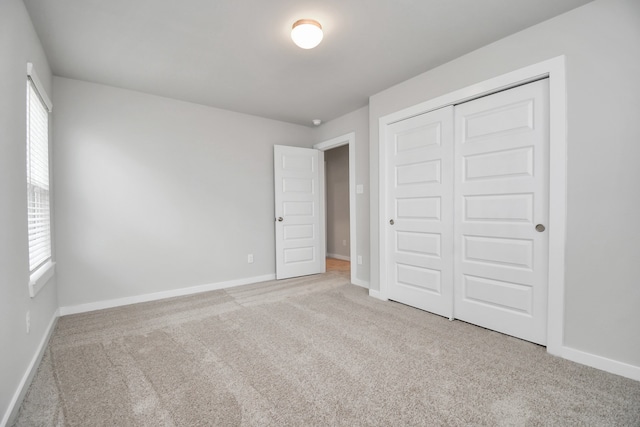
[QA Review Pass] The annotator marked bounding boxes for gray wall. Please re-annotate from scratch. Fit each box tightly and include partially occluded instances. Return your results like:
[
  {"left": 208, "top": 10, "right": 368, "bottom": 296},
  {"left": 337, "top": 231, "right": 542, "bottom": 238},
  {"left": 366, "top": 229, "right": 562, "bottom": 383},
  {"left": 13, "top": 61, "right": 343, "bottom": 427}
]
[
  {"left": 369, "top": 0, "right": 640, "bottom": 366},
  {"left": 313, "top": 106, "right": 370, "bottom": 284},
  {"left": 53, "top": 77, "right": 313, "bottom": 308},
  {"left": 0, "top": 0, "right": 59, "bottom": 423},
  {"left": 325, "top": 145, "right": 350, "bottom": 259}
]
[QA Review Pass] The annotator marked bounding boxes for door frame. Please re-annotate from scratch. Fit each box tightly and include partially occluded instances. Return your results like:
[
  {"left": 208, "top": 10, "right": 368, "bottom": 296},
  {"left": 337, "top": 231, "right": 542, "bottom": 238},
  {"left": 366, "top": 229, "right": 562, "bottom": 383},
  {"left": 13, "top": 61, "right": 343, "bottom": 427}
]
[
  {"left": 377, "top": 56, "right": 567, "bottom": 356},
  {"left": 314, "top": 132, "right": 361, "bottom": 287}
]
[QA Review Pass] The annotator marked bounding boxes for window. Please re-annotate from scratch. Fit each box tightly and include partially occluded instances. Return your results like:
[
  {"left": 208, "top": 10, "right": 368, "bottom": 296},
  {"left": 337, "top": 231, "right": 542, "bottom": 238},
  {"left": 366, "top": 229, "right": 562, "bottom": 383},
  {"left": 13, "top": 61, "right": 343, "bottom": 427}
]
[{"left": 26, "top": 62, "right": 54, "bottom": 297}]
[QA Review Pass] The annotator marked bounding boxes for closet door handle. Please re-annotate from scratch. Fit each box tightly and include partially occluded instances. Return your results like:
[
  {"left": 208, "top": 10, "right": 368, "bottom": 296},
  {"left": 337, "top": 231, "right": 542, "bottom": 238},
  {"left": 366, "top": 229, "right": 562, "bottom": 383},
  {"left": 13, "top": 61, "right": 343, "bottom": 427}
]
[
  {"left": 389, "top": 219, "right": 395, "bottom": 225},
  {"left": 277, "top": 217, "right": 284, "bottom": 222},
  {"left": 535, "top": 224, "right": 545, "bottom": 232}
]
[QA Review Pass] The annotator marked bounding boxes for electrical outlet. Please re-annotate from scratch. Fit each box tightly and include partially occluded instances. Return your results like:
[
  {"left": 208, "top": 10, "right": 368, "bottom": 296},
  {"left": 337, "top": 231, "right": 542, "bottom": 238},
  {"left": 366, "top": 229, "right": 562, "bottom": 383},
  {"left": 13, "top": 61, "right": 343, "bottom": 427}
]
[
  {"left": 247, "top": 254, "right": 254, "bottom": 264},
  {"left": 26, "top": 311, "right": 31, "bottom": 334},
  {"left": 357, "top": 256, "right": 363, "bottom": 265},
  {"left": 342, "top": 239, "right": 347, "bottom": 246}
]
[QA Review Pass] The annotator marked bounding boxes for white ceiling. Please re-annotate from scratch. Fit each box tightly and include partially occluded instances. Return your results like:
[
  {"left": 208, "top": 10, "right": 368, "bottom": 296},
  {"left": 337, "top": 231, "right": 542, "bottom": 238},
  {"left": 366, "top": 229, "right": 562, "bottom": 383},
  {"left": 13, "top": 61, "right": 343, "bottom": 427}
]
[{"left": 24, "top": 0, "right": 592, "bottom": 126}]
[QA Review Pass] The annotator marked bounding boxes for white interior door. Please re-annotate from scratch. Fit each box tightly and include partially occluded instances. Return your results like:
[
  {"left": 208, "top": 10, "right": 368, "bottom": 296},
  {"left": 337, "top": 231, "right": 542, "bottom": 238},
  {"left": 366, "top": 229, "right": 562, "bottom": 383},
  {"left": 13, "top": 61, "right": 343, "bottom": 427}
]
[
  {"left": 274, "top": 145, "right": 326, "bottom": 280},
  {"left": 453, "top": 79, "right": 549, "bottom": 345},
  {"left": 386, "top": 106, "right": 454, "bottom": 318}
]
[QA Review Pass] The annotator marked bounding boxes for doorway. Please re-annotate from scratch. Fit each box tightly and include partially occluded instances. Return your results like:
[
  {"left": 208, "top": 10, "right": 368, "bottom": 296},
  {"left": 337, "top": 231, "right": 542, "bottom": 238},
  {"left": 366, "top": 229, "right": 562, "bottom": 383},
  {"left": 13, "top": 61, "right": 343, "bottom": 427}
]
[
  {"left": 324, "top": 144, "right": 350, "bottom": 276},
  {"left": 314, "top": 132, "right": 357, "bottom": 285},
  {"left": 273, "top": 133, "right": 358, "bottom": 284}
]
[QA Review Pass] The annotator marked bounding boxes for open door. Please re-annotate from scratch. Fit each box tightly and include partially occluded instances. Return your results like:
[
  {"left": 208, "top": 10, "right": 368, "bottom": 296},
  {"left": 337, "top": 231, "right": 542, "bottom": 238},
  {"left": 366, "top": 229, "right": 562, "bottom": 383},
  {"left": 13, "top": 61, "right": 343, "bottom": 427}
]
[{"left": 274, "top": 145, "right": 325, "bottom": 279}]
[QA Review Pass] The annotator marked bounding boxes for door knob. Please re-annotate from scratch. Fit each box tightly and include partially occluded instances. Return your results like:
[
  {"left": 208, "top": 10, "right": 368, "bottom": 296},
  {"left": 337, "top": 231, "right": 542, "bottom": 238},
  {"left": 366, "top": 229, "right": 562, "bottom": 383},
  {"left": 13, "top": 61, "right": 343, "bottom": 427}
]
[
  {"left": 535, "top": 224, "right": 545, "bottom": 232},
  {"left": 277, "top": 217, "right": 284, "bottom": 222},
  {"left": 389, "top": 219, "right": 395, "bottom": 225}
]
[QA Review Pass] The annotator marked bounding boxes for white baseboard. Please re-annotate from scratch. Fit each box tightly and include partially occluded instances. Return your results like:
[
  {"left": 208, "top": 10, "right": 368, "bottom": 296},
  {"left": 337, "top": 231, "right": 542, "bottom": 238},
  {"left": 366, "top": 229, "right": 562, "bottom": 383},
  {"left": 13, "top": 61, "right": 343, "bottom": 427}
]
[
  {"left": 58, "top": 274, "right": 276, "bottom": 316},
  {"left": 368, "top": 289, "right": 386, "bottom": 300},
  {"left": 351, "top": 278, "right": 369, "bottom": 289},
  {"left": 2, "top": 310, "right": 59, "bottom": 427},
  {"left": 558, "top": 345, "right": 640, "bottom": 382},
  {"left": 327, "top": 253, "right": 350, "bottom": 261}
]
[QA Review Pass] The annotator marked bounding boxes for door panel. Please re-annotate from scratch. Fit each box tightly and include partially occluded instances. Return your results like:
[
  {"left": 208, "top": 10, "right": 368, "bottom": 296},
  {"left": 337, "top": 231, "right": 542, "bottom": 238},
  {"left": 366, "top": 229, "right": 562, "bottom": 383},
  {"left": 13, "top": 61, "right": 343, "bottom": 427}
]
[
  {"left": 464, "top": 147, "right": 533, "bottom": 180},
  {"left": 386, "top": 106, "right": 454, "bottom": 318},
  {"left": 463, "top": 275, "right": 533, "bottom": 314},
  {"left": 274, "top": 145, "right": 325, "bottom": 279},
  {"left": 464, "top": 193, "right": 534, "bottom": 223},
  {"left": 454, "top": 79, "right": 549, "bottom": 345},
  {"left": 463, "top": 235, "right": 533, "bottom": 268}
]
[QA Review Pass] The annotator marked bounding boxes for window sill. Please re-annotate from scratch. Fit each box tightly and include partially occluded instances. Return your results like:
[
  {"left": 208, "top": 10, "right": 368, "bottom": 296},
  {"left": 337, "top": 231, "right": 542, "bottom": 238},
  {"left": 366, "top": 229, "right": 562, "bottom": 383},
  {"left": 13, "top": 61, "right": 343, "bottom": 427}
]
[{"left": 29, "top": 261, "right": 55, "bottom": 298}]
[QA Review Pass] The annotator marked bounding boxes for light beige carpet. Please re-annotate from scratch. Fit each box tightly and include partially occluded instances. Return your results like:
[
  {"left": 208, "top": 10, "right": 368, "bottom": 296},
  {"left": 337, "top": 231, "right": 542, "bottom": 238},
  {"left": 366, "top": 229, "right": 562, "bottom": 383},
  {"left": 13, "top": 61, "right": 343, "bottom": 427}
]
[{"left": 13, "top": 271, "right": 640, "bottom": 426}]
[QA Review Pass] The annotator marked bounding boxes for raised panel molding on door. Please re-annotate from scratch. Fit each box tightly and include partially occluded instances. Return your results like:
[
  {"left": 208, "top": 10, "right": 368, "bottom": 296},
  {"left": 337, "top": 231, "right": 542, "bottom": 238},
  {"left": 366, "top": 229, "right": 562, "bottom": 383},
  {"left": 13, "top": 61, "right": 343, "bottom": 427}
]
[
  {"left": 274, "top": 145, "right": 325, "bottom": 280},
  {"left": 453, "top": 79, "right": 549, "bottom": 345},
  {"left": 386, "top": 106, "right": 454, "bottom": 318}
]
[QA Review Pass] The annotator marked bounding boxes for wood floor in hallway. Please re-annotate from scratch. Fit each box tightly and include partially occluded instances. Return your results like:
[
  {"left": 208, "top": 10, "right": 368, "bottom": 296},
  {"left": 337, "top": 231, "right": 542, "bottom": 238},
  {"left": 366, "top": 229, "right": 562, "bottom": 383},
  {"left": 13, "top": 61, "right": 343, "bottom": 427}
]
[{"left": 326, "top": 257, "right": 350, "bottom": 274}]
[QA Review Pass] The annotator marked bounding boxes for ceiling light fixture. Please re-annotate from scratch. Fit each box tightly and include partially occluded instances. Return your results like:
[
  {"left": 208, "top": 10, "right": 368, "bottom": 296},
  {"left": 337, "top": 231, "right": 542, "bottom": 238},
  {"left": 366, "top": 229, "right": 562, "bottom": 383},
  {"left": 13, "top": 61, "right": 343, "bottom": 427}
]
[{"left": 291, "top": 19, "right": 323, "bottom": 49}]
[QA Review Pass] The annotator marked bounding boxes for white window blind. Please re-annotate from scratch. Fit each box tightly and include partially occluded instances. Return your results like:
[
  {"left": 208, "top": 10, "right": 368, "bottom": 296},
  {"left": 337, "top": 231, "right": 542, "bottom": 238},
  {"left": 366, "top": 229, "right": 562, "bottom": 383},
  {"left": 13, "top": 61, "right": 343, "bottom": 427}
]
[{"left": 26, "top": 72, "right": 52, "bottom": 273}]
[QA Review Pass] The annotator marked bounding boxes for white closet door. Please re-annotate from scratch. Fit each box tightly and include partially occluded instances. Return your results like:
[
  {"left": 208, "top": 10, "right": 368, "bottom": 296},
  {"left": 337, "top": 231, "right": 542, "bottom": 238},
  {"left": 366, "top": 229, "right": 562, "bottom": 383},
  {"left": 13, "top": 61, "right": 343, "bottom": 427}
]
[
  {"left": 453, "top": 79, "right": 549, "bottom": 345},
  {"left": 386, "top": 106, "right": 454, "bottom": 318}
]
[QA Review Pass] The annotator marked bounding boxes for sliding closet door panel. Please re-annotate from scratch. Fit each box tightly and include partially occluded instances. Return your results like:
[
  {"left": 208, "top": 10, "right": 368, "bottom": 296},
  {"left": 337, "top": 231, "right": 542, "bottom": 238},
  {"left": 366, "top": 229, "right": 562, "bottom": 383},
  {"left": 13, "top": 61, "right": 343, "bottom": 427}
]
[
  {"left": 386, "top": 106, "right": 454, "bottom": 318},
  {"left": 454, "top": 79, "right": 549, "bottom": 345}
]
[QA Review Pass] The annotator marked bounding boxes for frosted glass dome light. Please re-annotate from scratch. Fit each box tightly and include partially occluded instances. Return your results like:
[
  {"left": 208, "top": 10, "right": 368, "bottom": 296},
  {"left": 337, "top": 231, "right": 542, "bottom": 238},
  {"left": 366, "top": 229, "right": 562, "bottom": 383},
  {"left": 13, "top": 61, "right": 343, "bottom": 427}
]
[{"left": 291, "top": 19, "right": 323, "bottom": 49}]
